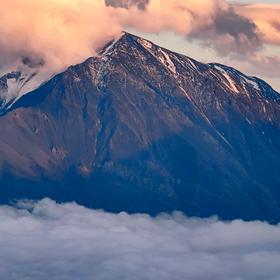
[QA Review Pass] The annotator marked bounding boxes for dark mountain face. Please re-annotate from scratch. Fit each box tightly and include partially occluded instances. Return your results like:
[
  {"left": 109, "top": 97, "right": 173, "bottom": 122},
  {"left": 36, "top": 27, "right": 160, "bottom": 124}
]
[{"left": 0, "top": 32, "right": 280, "bottom": 222}]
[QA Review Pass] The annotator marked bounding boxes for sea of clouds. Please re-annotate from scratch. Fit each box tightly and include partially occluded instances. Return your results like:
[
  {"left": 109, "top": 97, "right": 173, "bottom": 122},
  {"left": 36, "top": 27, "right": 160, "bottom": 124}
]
[{"left": 0, "top": 198, "right": 280, "bottom": 280}]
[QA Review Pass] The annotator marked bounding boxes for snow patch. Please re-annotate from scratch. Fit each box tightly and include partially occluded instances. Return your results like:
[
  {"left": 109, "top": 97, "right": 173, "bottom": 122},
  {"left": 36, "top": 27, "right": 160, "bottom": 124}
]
[
  {"left": 242, "top": 76, "right": 260, "bottom": 91},
  {"left": 0, "top": 63, "right": 55, "bottom": 112},
  {"left": 179, "top": 85, "right": 191, "bottom": 101},
  {"left": 138, "top": 38, "right": 152, "bottom": 49},
  {"left": 100, "top": 32, "right": 125, "bottom": 57},
  {"left": 6, "top": 78, "right": 19, "bottom": 99},
  {"left": 159, "top": 50, "right": 177, "bottom": 74},
  {"left": 214, "top": 65, "right": 239, "bottom": 93},
  {"left": 6, "top": 74, "right": 47, "bottom": 109},
  {"left": 188, "top": 59, "right": 198, "bottom": 71}
]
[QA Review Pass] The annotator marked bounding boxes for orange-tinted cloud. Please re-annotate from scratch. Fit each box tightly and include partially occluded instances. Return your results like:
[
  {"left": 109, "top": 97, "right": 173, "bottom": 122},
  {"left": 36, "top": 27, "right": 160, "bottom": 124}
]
[
  {"left": 0, "top": 0, "right": 123, "bottom": 74},
  {"left": 0, "top": 0, "right": 229, "bottom": 75},
  {"left": 0, "top": 0, "right": 279, "bottom": 85},
  {"left": 236, "top": 4, "right": 280, "bottom": 46}
]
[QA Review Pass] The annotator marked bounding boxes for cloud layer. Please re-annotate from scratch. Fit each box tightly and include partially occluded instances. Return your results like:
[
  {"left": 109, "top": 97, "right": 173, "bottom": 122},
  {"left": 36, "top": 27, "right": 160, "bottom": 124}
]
[{"left": 0, "top": 198, "right": 280, "bottom": 280}]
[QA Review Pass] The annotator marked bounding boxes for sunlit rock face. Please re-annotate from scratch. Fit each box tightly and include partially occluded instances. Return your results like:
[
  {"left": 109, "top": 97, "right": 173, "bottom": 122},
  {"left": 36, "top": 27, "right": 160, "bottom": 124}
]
[{"left": 0, "top": 32, "right": 280, "bottom": 222}]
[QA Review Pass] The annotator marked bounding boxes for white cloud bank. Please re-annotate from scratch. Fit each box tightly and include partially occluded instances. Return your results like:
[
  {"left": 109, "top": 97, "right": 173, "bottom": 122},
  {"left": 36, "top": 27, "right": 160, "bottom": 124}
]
[{"left": 0, "top": 198, "right": 280, "bottom": 280}]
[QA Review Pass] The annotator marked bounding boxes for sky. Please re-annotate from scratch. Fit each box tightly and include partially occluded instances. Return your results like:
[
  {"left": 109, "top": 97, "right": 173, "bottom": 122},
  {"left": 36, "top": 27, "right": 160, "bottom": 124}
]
[{"left": 0, "top": 0, "right": 279, "bottom": 92}]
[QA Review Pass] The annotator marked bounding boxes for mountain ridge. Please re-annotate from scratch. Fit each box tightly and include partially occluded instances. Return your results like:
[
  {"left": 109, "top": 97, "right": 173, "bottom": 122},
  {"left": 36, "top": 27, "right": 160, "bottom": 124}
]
[
  {"left": 3, "top": 32, "right": 280, "bottom": 114},
  {"left": 0, "top": 32, "right": 280, "bottom": 222}
]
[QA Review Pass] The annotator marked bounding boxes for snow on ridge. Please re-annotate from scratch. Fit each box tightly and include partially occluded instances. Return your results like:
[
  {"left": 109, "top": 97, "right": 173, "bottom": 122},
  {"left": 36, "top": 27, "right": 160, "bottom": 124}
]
[
  {"left": 99, "top": 32, "right": 126, "bottom": 57},
  {"left": 138, "top": 38, "right": 152, "bottom": 49},
  {"left": 7, "top": 77, "right": 41, "bottom": 109},
  {"left": 137, "top": 35, "right": 198, "bottom": 75},
  {"left": 187, "top": 59, "right": 198, "bottom": 71},
  {"left": 214, "top": 65, "right": 239, "bottom": 93},
  {"left": 159, "top": 49, "right": 177, "bottom": 74},
  {"left": 0, "top": 68, "right": 53, "bottom": 111},
  {"left": 242, "top": 75, "right": 260, "bottom": 91}
]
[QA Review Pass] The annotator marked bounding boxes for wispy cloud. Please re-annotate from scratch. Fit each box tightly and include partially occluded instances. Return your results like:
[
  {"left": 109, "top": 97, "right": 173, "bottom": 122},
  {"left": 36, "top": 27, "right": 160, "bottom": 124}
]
[{"left": 0, "top": 198, "right": 280, "bottom": 280}]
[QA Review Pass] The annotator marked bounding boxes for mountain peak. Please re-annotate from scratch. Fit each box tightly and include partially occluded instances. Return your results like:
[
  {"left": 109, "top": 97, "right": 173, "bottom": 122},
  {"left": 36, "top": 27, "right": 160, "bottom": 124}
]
[
  {"left": 94, "top": 32, "right": 279, "bottom": 100},
  {"left": 1, "top": 32, "right": 280, "bottom": 222},
  {"left": 98, "top": 31, "right": 146, "bottom": 56}
]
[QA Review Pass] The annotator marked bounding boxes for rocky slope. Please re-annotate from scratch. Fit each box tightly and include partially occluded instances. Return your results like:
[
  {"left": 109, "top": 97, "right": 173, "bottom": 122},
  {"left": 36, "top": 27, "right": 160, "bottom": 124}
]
[{"left": 0, "top": 32, "right": 280, "bottom": 222}]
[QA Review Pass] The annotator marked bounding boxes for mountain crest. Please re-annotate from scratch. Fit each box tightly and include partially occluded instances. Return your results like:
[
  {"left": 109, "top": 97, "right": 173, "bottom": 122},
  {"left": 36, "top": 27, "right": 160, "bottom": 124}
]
[
  {"left": 96, "top": 32, "right": 279, "bottom": 102},
  {"left": 1, "top": 33, "right": 280, "bottom": 222}
]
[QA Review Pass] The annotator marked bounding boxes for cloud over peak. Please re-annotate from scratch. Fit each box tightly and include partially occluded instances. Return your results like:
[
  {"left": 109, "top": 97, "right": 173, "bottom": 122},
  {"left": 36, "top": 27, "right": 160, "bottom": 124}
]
[{"left": 0, "top": 0, "right": 279, "bottom": 89}]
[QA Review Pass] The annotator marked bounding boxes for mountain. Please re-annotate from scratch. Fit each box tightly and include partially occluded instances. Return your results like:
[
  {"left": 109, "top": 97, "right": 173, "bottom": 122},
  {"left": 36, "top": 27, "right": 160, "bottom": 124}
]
[
  {"left": 0, "top": 32, "right": 280, "bottom": 222},
  {"left": 0, "top": 57, "right": 48, "bottom": 113},
  {"left": 0, "top": 71, "right": 35, "bottom": 112}
]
